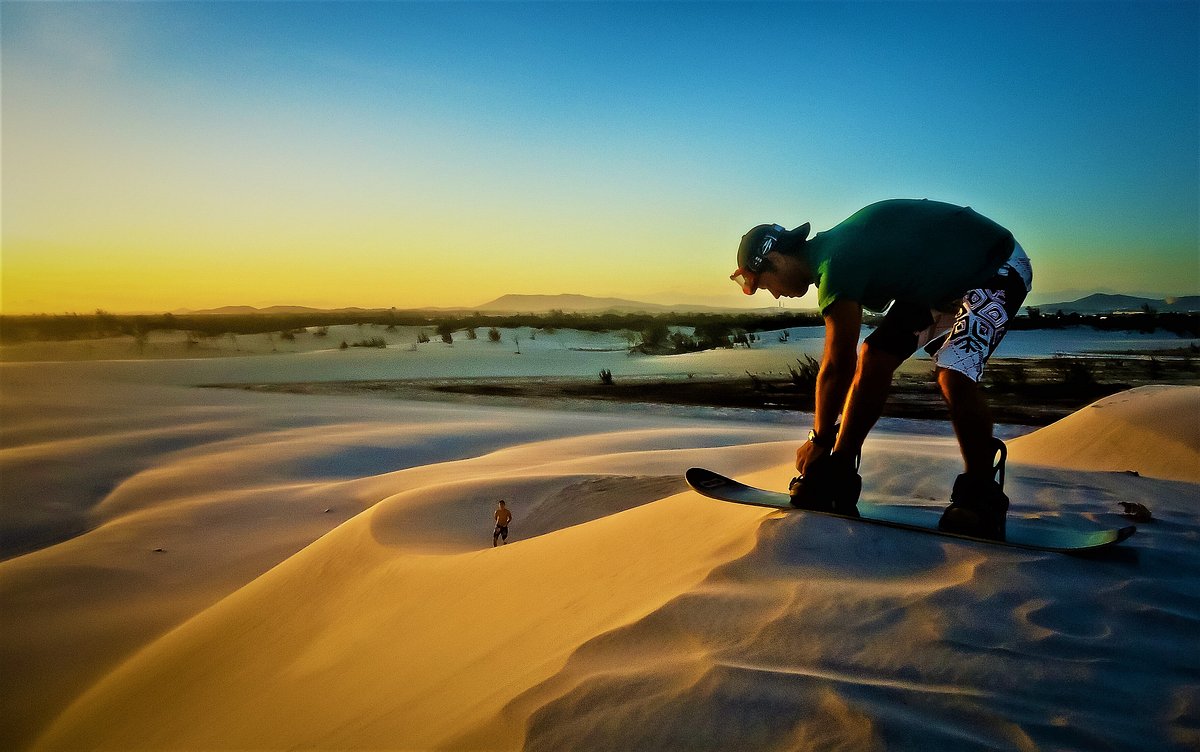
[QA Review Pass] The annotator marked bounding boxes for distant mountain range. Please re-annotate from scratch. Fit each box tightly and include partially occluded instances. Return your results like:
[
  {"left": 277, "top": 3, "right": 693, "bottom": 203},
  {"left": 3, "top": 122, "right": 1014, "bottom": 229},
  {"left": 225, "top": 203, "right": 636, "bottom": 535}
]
[
  {"left": 174, "top": 305, "right": 383, "bottom": 315},
  {"left": 475, "top": 293, "right": 1200, "bottom": 315},
  {"left": 471, "top": 294, "right": 748, "bottom": 314},
  {"left": 173, "top": 297, "right": 743, "bottom": 315},
  {"left": 1030, "top": 293, "right": 1200, "bottom": 315},
  {"left": 169, "top": 292, "right": 1200, "bottom": 317}
]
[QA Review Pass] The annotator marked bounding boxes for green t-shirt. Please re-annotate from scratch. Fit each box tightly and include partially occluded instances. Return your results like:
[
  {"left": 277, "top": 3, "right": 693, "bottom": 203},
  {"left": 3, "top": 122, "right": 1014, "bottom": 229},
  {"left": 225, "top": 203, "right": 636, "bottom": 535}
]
[{"left": 804, "top": 199, "right": 1015, "bottom": 313}]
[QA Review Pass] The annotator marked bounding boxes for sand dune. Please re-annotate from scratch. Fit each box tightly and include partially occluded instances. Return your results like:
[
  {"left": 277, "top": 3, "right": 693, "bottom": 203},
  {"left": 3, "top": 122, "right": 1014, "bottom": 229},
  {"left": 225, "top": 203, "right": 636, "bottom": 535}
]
[
  {"left": 1009, "top": 385, "right": 1200, "bottom": 483},
  {"left": 3, "top": 357, "right": 1199, "bottom": 749},
  {"left": 35, "top": 482, "right": 767, "bottom": 750}
]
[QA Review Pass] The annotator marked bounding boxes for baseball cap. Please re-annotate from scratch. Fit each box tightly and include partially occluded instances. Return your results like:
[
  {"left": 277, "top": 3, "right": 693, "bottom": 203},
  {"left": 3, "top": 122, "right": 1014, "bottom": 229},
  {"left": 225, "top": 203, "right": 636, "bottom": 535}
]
[{"left": 730, "top": 222, "right": 810, "bottom": 294}]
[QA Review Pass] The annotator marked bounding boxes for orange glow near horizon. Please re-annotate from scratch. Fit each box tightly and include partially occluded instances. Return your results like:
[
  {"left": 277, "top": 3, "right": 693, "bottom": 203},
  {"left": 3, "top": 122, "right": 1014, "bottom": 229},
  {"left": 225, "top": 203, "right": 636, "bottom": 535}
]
[{"left": 1, "top": 223, "right": 759, "bottom": 314}]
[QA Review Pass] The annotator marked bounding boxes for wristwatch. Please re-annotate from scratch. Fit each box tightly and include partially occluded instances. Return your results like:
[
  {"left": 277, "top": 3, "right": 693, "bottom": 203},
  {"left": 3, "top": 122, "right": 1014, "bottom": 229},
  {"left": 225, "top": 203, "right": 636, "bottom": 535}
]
[{"left": 808, "top": 428, "right": 836, "bottom": 450}]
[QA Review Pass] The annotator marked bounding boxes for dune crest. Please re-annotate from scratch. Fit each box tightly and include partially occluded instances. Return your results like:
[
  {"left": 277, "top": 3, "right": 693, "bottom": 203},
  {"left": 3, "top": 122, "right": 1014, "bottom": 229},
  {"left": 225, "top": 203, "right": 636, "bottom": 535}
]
[{"left": 1009, "top": 385, "right": 1200, "bottom": 483}]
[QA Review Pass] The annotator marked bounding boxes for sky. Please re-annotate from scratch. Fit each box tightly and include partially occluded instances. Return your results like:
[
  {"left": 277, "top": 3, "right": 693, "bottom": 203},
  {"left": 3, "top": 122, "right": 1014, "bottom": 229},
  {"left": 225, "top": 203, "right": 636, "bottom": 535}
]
[{"left": 2, "top": 0, "right": 1197, "bottom": 313}]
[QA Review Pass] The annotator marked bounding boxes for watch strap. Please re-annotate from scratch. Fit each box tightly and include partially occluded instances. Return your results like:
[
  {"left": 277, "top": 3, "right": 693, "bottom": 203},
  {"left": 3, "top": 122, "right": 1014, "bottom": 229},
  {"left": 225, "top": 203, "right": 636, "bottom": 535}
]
[{"left": 808, "top": 428, "right": 836, "bottom": 449}]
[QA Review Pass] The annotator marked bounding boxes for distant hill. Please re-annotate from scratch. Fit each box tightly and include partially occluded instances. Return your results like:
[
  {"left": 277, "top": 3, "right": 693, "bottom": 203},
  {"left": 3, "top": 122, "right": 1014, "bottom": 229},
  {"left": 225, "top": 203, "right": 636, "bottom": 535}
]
[
  {"left": 473, "top": 294, "right": 750, "bottom": 314},
  {"left": 172, "top": 291, "right": 1200, "bottom": 319},
  {"left": 1032, "top": 293, "right": 1200, "bottom": 315},
  {"left": 175, "top": 305, "right": 383, "bottom": 315},
  {"left": 165, "top": 298, "right": 760, "bottom": 316}
]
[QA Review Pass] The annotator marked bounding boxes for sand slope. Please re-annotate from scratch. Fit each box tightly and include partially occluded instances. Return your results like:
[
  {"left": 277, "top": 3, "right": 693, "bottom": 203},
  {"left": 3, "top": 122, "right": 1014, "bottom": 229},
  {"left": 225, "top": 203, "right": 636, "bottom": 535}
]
[
  {"left": 5, "top": 367, "right": 1199, "bottom": 750},
  {"left": 35, "top": 481, "right": 768, "bottom": 750},
  {"left": 1009, "top": 385, "right": 1200, "bottom": 483}
]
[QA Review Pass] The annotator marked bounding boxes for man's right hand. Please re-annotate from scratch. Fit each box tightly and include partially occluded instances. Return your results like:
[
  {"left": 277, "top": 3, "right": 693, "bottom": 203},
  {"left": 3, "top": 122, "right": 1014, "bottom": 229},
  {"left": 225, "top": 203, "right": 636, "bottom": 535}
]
[{"left": 796, "top": 439, "right": 830, "bottom": 477}]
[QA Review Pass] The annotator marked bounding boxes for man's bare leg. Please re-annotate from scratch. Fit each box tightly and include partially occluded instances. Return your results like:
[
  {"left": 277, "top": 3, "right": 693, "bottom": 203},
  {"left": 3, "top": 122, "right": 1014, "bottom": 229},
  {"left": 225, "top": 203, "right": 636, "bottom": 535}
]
[
  {"left": 937, "top": 367, "right": 995, "bottom": 477},
  {"left": 833, "top": 342, "right": 905, "bottom": 457},
  {"left": 936, "top": 366, "right": 1009, "bottom": 538}
]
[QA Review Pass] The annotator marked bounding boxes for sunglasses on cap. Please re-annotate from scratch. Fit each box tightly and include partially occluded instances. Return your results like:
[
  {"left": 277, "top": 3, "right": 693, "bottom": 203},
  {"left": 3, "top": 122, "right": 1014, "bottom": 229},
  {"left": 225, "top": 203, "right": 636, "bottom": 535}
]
[
  {"left": 730, "top": 224, "right": 784, "bottom": 295},
  {"left": 729, "top": 268, "right": 761, "bottom": 295}
]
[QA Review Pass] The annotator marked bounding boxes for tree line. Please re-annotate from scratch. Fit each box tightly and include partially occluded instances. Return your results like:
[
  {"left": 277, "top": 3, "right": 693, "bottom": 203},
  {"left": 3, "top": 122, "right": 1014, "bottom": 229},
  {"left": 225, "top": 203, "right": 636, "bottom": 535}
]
[
  {"left": 0, "top": 309, "right": 825, "bottom": 345},
  {"left": 2, "top": 307, "right": 1196, "bottom": 346},
  {"left": 1011, "top": 308, "right": 1199, "bottom": 338}
]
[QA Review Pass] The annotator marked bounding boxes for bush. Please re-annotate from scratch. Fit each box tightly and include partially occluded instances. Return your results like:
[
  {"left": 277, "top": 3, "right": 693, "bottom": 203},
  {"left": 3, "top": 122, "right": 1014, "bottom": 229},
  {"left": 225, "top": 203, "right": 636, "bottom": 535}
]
[
  {"left": 986, "top": 363, "right": 1028, "bottom": 391},
  {"left": 788, "top": 355, "right": 820, "bottom": 391},
  {"left": 488, "top": 327, "right": 502, "bottom": 342},
  {"left": 695, "top": 322, "right": 732, "bottom": 349},
  {"left": 1053, "top": 358, "right": 1096, "bottom": 388},
  {"left": 668, "top": 331, "right": 699, "bottom": 353},
  {"left": 639, "top": 322, "right": 670, "bottom": 349}
]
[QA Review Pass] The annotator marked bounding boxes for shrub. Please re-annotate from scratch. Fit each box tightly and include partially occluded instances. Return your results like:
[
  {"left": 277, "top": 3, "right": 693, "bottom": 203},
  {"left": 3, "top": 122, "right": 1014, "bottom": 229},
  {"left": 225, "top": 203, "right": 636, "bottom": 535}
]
[
  {"left": 1053, "top": 358, "right": 1096, "bottom": 388},
  {"left": 668, "top": 331, "right": 699, "bottom": 353},
  {"left": 788, "top": 355, "right": 820, "bottom": 391},
  {"left": 695, "top": 322, "right": 732, "bottom": 349},
  {"left": 639, "top": 322, "right": 670, "bottom": 349}
]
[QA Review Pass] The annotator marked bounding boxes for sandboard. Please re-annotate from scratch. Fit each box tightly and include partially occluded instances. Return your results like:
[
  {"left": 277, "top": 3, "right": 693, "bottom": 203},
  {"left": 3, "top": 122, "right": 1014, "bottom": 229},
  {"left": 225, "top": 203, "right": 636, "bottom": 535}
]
[{"left": 685, "top": 467, "right": 1136, "bottom": 554}]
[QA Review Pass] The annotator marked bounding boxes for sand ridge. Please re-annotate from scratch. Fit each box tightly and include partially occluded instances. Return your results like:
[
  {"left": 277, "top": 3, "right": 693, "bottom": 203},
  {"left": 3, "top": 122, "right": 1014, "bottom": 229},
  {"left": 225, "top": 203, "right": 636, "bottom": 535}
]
[{"left": 1009, "top": 385, "right": 1200, "bottom": 483}]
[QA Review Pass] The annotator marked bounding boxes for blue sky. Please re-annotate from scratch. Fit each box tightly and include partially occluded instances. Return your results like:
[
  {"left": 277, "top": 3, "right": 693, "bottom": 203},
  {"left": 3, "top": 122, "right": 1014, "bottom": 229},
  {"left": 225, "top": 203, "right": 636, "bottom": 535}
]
[{"left": 2, "top": 1, "right": 1197, "bottom": 312}]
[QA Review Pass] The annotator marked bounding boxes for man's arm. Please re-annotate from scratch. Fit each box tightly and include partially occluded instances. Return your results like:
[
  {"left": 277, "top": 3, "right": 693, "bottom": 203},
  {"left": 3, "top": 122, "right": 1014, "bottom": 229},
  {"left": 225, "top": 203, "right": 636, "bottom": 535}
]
[
  {"left": 796, "top": 299, "right": 862, "bottom": 473},
  {"left": 815, "top": 299, "right": 862, "bottom": 435}
]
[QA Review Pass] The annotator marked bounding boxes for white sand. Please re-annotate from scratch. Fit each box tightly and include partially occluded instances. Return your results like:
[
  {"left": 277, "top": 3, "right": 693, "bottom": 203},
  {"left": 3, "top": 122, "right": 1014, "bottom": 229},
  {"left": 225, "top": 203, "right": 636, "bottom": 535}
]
[{"left": 1, "top": 351, "right": 1198, "bottom": 750}]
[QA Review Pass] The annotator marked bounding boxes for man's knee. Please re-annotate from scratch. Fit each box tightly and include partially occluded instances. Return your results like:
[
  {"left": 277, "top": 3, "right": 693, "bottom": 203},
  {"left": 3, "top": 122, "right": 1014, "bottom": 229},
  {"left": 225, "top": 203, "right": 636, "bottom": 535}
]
[
  {"left": 937, "top": 366, "right": 983, "bottom": 403},
  {"left": 860, "top": 341, "right": 905, "bottom": 379},
  {"left": 863, "top": 323, "right": 918, "bottom": 363},
  {"left": 938, "top": 365, "right": 965, "bottom": 385}
]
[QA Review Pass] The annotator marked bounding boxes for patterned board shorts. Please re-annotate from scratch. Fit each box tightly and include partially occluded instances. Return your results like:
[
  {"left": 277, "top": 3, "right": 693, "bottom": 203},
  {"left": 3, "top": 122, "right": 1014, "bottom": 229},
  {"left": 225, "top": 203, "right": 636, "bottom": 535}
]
[{"left": 866, "top": 243, "right": 1033, "bottom": 382}]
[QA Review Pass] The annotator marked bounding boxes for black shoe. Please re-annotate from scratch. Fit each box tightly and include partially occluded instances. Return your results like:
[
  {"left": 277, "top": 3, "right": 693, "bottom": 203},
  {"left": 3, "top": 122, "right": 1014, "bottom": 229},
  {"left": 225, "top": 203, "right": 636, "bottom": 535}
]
[
  {"left": 790, "top": 452, "right": 861, "bottom": 517},
  {"left": 938, "top": 439, "right": 1009, "bottom": 540}
]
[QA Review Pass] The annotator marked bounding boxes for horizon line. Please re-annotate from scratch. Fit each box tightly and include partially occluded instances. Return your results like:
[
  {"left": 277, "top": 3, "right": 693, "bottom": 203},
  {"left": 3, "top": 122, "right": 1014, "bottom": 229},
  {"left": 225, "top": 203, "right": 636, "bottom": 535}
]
[{"left": 4, "top": 288, "right": 1200, "bottom": 318}]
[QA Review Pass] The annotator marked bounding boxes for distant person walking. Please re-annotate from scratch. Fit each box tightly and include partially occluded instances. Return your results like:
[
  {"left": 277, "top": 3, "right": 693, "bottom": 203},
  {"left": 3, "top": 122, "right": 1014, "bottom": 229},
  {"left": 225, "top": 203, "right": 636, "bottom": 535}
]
[
  {"left": 493, "top": 500, "right": 512, "bottom": 546},
  {"left": 730, "top": 199, "right": 1033, "bottom": 539}
]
